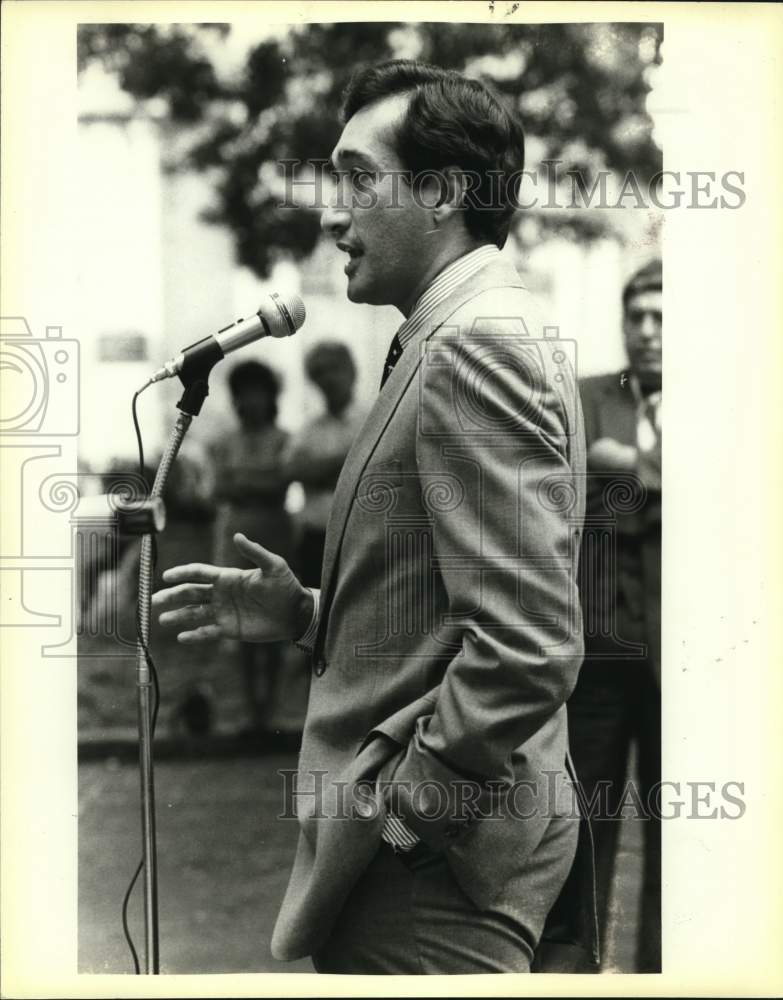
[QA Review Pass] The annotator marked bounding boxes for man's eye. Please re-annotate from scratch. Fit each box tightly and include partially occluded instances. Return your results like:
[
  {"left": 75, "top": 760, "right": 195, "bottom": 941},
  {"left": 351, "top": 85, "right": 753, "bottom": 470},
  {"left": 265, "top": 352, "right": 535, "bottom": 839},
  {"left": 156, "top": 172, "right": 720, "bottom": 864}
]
[{"left": 351, "top": 169, "right": 376, "bottom": 186}]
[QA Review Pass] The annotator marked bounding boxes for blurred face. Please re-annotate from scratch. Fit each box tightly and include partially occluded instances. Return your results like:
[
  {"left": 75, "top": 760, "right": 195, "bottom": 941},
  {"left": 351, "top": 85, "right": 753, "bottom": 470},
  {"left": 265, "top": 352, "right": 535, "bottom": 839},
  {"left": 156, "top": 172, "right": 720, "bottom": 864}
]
[
  {"left": 308, "top": 355, "right": 355, "bottom": 414},
  {"left": 231, "top": 384, "right": 274, "bottom": 429},
  {"left": 623, "top": 289, "right": 662, "bottom": 391},
  {"left": 321, "top": 94, "right": 438, "bottom": 315}
]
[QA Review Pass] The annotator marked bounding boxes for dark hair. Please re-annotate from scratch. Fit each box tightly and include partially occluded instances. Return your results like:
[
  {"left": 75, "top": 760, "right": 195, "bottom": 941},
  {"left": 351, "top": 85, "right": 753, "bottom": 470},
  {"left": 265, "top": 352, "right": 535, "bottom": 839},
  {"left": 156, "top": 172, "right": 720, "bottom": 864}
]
[
  {"left": 304, "top": 341, "right": 356, "bottom": 380},
  {"left": 623, "top": 258, "right": 662, "bottom": 310},
  {"left": 341, "top": 59, "right": 525, "bottom": 248},
  {"left": 228, "top": 360, "right": 280, "bottom": 420}
]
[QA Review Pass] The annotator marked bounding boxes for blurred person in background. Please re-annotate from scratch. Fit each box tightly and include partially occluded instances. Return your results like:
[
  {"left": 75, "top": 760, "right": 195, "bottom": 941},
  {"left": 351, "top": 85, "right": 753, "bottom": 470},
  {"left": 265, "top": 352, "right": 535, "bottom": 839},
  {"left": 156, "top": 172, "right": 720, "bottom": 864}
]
[
  {"left": 155, "top": 446, "right": 217, "bottom": 740},
  {"left": 284, "top": 341, "right": 366, "bottom": 588},
  {"left": 81, "top": 451, "right": 215, "bottom": 738},
  {"left": 157, "top": 444, "right": 216, "bottom": 571},
  {"left": 210, "top": 360, "right": 295, "bottom": 739},
  {"left": 568, "top": 258, "right": 662, "bottom": 971}
]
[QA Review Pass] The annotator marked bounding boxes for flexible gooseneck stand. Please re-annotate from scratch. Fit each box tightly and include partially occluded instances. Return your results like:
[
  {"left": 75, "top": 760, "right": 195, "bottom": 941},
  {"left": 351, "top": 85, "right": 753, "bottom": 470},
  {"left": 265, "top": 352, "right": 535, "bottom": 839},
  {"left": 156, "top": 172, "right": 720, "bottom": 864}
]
[{"left": 134, "top": 349, "right": 220, "bottom": 973}]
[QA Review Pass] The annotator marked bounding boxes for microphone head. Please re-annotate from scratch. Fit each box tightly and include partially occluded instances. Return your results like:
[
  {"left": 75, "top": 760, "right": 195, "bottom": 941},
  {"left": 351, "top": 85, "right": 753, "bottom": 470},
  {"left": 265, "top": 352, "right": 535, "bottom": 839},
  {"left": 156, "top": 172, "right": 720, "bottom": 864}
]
[{"left": 263, "top": 292, "right": 307, "bottom": 338}]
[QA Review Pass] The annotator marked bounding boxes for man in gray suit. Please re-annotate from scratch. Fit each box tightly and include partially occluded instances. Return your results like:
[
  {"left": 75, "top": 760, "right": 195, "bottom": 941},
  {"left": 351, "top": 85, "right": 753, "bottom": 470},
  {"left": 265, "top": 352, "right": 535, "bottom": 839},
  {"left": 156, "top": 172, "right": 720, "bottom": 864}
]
[{"left": 154, "top": 60, "right": 592, "bottom": 974}]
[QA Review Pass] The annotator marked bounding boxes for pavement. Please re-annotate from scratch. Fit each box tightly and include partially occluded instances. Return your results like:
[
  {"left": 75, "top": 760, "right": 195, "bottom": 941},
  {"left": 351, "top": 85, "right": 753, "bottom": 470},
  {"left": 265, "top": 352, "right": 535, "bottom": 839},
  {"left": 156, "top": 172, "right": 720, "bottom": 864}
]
[
  {"left": 78, "top": 748, "right": 646, "bottom": 976},
  {"left": 79, "top": 752, "right": 312, "bottom": 974}
]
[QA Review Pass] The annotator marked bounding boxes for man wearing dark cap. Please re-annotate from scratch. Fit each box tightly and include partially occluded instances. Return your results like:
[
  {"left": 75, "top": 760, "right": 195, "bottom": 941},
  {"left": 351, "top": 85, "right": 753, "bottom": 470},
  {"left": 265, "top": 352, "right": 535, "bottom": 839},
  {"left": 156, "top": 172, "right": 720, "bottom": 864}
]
[{"left": 568, "top": 258, "right": 662, "bottom": 971}]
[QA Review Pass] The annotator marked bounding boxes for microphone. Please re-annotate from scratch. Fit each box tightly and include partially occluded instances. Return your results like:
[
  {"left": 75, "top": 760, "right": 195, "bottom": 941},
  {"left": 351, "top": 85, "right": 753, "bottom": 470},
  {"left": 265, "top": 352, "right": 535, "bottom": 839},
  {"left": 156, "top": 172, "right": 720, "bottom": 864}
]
[{"left": 148, "top": 291, "right": 306, "bottom": 384}]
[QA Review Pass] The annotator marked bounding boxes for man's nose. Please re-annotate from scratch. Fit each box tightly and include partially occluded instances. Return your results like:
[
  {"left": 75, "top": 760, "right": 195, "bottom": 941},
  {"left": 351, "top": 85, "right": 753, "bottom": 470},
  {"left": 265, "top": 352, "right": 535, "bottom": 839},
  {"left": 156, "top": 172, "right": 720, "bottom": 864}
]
[
  {"left": 639, "top": 312, "right": 660, "bottom": 339},
  {"left": 321, "top": 183, "right": 350, "bottom": 237}
]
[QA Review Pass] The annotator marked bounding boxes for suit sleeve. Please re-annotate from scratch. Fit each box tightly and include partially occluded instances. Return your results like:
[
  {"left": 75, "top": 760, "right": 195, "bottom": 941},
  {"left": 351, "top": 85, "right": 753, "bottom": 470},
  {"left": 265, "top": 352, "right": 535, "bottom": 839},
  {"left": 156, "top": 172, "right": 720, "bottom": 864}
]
[{"left": 390, "top": 323, "right": 585, "bottom": 846}]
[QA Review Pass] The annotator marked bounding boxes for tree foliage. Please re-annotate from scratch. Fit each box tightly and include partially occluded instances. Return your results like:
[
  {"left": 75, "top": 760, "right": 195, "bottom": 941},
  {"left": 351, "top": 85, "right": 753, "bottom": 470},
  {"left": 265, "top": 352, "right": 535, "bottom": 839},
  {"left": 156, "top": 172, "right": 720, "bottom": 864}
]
[{"left": 79, "top": 21, "right": 662, "bottom": 277}]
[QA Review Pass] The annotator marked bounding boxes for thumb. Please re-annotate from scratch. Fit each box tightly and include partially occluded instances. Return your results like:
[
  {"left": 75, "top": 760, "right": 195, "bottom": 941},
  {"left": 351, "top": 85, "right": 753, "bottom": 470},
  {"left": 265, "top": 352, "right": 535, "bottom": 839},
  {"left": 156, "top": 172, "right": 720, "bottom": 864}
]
[{"left": 233, "top": 533, "right": 281, "bottom": 572}]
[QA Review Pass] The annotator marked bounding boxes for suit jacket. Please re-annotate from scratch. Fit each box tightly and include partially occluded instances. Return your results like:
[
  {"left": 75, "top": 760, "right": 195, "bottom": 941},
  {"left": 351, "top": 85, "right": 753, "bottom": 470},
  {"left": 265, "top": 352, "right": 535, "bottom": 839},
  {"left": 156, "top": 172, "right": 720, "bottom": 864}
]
[
  {"left": 271, "top": 256, "right": 592, "bottom": 962},
  {"left": 578, "top": 372, "right": 661, "bottom": 682}
]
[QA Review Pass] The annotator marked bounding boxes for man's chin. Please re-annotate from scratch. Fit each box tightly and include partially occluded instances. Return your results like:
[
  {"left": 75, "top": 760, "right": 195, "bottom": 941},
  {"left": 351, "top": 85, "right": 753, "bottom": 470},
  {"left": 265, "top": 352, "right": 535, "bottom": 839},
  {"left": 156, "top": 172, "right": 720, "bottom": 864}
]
[
  {"left": 345, "top": 277, "right": 382, "bottom": 306},
  {"left": 344, "top": 271, "right": 396, "bottom": 308},
  {"left": 345, "top": 273, "right": 369, "bottom": 303},
  {"left": 345, "top": 282, "right": 365, "bottom": 304}
]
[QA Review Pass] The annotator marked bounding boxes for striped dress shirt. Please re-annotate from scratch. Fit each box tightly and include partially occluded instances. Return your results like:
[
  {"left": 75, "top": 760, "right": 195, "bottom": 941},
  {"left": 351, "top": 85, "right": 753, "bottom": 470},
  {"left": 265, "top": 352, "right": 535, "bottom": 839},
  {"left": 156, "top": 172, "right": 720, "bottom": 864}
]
[{"left": 394, "top": 243, "right": 501, "bottom": 353}]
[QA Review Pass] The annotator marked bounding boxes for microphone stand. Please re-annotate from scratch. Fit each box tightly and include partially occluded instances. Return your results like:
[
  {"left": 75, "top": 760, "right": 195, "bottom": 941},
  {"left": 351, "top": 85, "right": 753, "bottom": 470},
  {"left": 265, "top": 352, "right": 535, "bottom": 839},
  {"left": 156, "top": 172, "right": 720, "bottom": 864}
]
[{"left": 134, "top": 354, "right": 219, "bottom": 974}]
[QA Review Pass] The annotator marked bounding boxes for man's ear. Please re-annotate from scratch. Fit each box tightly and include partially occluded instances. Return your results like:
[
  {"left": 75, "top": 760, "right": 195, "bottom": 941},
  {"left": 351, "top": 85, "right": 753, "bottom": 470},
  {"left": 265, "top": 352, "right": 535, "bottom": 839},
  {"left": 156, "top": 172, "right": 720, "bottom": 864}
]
[{"left": 431, "top": 165, "right": 467, "bottom": 226}]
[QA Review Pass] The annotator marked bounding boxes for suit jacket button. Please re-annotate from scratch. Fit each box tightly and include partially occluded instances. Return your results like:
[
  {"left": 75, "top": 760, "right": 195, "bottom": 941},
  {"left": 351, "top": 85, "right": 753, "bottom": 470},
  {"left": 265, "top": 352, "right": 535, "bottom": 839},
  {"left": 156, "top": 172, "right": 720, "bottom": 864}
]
[{"left": 313, "top": 658, "right": 327, "bottom": 677}]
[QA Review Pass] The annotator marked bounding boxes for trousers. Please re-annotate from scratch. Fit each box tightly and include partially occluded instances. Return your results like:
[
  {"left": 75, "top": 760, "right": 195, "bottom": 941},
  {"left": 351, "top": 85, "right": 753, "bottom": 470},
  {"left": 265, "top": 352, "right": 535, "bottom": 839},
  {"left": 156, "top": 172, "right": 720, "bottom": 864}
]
[
  {"left": 567, "top": 656, "right": 661, "bottom": 971},
  {"left": 312, "top": 813, "right": 578, "bottom": 975}
]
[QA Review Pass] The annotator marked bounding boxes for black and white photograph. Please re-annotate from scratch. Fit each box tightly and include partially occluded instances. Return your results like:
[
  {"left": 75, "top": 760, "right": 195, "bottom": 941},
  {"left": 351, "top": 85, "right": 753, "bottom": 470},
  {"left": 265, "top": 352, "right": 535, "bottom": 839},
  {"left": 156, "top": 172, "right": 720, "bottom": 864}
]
[{"left": 1, "top": 1, "right": 781, "bottom": 995}]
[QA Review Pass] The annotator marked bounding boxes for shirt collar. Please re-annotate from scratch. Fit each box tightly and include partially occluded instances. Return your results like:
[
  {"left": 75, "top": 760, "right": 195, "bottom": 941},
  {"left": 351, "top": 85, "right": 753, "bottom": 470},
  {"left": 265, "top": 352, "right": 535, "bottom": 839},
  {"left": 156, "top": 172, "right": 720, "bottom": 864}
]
[{"left": 396, "top": 244, "right": 501, "bottom": 351}]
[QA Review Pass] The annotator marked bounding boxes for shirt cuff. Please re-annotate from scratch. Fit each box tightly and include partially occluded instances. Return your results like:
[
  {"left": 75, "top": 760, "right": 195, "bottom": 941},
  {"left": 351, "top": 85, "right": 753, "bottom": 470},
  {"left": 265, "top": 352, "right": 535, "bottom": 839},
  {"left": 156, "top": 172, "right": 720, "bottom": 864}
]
[
  {"left": 293, "top": 587, "right": 320, "bottom": 651},
  {"left": 380, "top": 813, "right": 420, "bottom": 851}
]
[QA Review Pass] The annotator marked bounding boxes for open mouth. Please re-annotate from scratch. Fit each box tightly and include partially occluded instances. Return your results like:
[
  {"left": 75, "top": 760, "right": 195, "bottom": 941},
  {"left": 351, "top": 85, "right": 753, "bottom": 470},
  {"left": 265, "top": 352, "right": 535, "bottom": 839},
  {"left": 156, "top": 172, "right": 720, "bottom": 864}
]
[{"left": 338, "top": 243, "right": 363, "bottom": 276}]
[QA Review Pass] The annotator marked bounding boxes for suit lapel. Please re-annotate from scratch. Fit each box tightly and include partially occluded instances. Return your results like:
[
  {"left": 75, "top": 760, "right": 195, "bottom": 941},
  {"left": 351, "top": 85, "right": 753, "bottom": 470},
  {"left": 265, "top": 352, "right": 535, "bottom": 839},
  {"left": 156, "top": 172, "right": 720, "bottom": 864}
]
[
  {"left": 600, "top": 374, "right": 637, "bottom": 446},
  {"left": 316, "top": 258, "right": 525, "bottom": 643}
]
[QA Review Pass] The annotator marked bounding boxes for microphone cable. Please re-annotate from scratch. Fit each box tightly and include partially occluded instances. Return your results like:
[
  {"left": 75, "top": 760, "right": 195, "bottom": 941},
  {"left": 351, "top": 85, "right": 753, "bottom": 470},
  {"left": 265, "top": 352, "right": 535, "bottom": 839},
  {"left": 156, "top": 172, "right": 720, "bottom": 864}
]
[{"left": 121, "top": 384, "right": 162, "bottom": 974}]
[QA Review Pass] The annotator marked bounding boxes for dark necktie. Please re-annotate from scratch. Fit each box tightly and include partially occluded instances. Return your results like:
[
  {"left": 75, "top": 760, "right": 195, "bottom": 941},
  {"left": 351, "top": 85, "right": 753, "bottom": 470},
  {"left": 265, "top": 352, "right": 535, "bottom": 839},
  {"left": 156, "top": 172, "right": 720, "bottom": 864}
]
[{"left": 379, "top": 332, "right": 403, "bottom": 389}]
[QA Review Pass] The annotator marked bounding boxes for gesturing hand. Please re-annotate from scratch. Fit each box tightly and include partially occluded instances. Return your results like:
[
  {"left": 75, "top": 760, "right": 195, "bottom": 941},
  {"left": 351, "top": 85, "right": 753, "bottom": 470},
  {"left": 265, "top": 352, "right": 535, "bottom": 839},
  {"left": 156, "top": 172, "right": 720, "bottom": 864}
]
[{"left": 152, "top": 533, "right": 314, "bottom": 644}]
